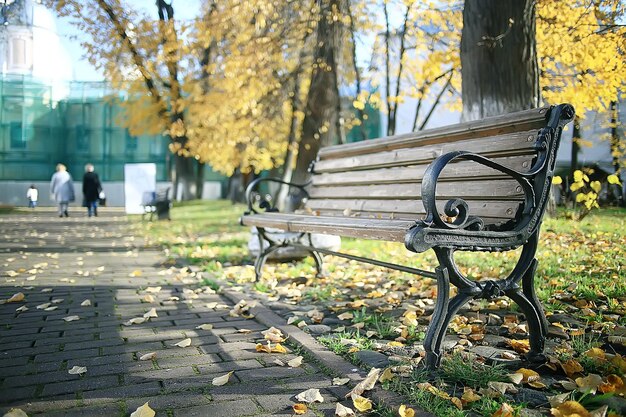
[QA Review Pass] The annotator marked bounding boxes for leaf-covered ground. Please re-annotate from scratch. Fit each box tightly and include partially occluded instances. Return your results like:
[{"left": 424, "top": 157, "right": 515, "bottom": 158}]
[{"left": 139, "top": 201, "right": 626, "bottom": 417}]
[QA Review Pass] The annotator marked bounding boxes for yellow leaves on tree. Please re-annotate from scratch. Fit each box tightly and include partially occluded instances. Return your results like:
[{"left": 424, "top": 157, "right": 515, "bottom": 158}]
[{"left": 537, "top": 1, "right": 626, "bottom": 114}]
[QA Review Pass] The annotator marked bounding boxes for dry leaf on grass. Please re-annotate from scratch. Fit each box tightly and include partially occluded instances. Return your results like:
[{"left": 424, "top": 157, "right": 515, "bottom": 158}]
[
  {"left": 547, "top": 392, "right": 570, "bottom": 408},
  {"left": 292, "top": 404, "right": 308, "bottom": 415},
  {"left": 2, "top": 408, "right": 29, "bottom": 417},
  {"left": 63, "top": 316, "right": 80, "bottom": 322},
  {"left": 68, "top": 366, "right": 87, "bottom": 375},
  {"left": 351, "top": 394, "right": 372, "bottom": 412},
  {"left": 139, "top": 352, "right": 157, "bottom": 361},
  {"left": 379, "top": 368, "right": 394, "bottom": 383},
  {"left": 295, "top": 388, "right": 324, "bottom": 403},
  {"left": 550, "top": 400, "right": 592, "bottom": 417},
  {"left": 337, "top": 312, "right": 354, "bottom": 320},
  {"left": 7, "top": 292, "right": 24, "bottom": 303},
  {"left": 212, "top": 371, "right": 234, "bottom": 386},
  {"left": 287, "top": 356, "right": 303, "bottom": 368},
  {"left": 130, "top": 402, "right": 155, "bottom": 417},
  {"left": 335, "top": 403, "right": 355, "bottom": 416},
  {"left": 196, "top": 324, "right": 214, "bottom": 330},
  {"left": 576, "top": 374, "right": 604, "bottom": 394},
  {"left": 492, "top": 403, "right": 515, "bottom": 417},
  {"left": 174, "top": 338, "right": 192, "bottom": 348}
]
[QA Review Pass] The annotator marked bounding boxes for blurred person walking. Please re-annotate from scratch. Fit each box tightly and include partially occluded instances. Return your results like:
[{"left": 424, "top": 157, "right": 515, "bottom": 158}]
[
  {"left": 50, "top": 164, "right": 75, "bottom": 217},
  {"left": 82, "top": 163, "right": 102, "bottom": 217},
  {"left": 26, "top": 184, "right": 38, "bottom": 209}
]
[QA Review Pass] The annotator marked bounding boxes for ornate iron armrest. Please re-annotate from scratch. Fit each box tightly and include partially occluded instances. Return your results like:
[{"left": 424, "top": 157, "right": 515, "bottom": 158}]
[
  {"left": 244, "top": 177, "right": 310, "bottom": 214},
  {"left": 419, "top": 151, "right": 536, "bottom": 232},
  {"left": 406, "top": 104, "right": 575, "bottom": 254}
]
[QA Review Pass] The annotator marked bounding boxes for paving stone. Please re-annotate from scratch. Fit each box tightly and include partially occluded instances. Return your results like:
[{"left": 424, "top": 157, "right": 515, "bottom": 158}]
[
  {"left": 173, "top": 398, "right": 261, "bottom": 417},
  {"left": 42, "top": 374, "right": 119, "bottom": 397},
  {"left": 0, "top": 212, "right": 356, "bottom": 417}
]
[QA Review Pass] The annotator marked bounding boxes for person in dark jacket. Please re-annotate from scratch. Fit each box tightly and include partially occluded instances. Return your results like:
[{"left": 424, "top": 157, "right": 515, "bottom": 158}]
[{"left": 82, "top": 163, "right": 102, "bottom": 217}]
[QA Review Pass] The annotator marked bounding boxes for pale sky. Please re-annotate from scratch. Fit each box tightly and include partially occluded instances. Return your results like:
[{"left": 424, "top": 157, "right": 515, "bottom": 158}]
[{"left": 54, "top": 0, "right": 202, "bottom": 81}]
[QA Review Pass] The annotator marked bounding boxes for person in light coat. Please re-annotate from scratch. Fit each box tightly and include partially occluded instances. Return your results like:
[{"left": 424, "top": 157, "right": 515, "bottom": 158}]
[{"left": 50, "top": 163, "right": 75, "bottom": 217}]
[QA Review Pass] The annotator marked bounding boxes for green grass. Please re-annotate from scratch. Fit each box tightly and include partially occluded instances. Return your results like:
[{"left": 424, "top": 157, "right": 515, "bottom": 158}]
[{"left": 439, "top": 353, "right": 509, "bottom": 390}]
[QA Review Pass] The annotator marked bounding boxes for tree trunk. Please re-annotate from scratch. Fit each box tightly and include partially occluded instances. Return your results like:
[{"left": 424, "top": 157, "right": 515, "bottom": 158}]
[
  {"left": 461, "top": 0, "right": 539, "bottom": 121},
  {"left": 195, "top": 161, "right": 205, "bottom": 199},
  {"left": 172, "top": 153, "right": 197, "bottom": 201},
  {"left": 291, "top": 0, "right": 342, "bottom": 185}
]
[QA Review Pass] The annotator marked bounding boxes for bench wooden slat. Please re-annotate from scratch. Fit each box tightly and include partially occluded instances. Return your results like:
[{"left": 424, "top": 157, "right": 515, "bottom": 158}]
[
  {"left": 318, "top": 107, "right": 549, "bottom": 159},
  {"left": 311, "top": 155, "right": 533, "bottom": 187},
  {"left": 241, "top": 213, "right": 412, "bottom": 241},
  {"left": 308, "top": 179, "right": 523, "bottom": 200},
  {"left": 314, "top": 130, "right": 539, "bottom": 173},
  {"left": 306, "top": 199, "right": 520, "bottom": 220}
]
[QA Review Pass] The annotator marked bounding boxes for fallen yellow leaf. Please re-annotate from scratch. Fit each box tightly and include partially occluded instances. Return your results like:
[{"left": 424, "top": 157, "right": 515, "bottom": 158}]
[
  {"left": 551, "top": 400, "right": 591, "bottom": 417},
  {"left": 378, "top": 367, "right": 394, "bottom": 383},
  {"left": 461, "top": 388, "right": 481, "bottom": 404},
  {"left": 335, "top": 403, "right": 355, "bottom": 416},
  {"left": 7, "top": 292, "right": 24, "bottom": 303},
  {"left": 351, "top": 394, "right": 372, "bottom": 412},
  {"left": 288, "top": 356, "right": 303, "bottom": 368},
  {"left": 561, "top": 359, "right": 584, "bottom": 378},
  {"left": 399, "top": 404, "right": 415, "bottom": 417},
  {"left": 212, "top": 371, "right": 234, "bottom": 386},
  {"left": 139, "top": 352, "right": 157, "bottom": 361},
  {"left": 174, "top": 338, "right": 192, "bottom": 348},
  {"left": 130, "top": 402, "right": 155, "bottom": 417},
  {"left": 3, "top": 408, "right": 29, "bottom": 417},
  {"left": 196, "top": 324, "right": 214, "bottom": 330},
  {"left": 492, "top": 403, "right": 515, "bottom": 417},
  {"left": 292, "top": 403, "right": 308, "bottom": 415}
]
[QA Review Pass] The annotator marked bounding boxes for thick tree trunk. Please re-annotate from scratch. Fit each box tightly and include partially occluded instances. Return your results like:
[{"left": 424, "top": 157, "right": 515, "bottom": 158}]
[
  {"left": 461, "top": 0, "right": 539, "bottom": 121},
  {"left": 172, "top": 153, "right": 197, "bottom": 201},
  {"left": 291, "top": 0, "right": 342, "bottom": 185}
]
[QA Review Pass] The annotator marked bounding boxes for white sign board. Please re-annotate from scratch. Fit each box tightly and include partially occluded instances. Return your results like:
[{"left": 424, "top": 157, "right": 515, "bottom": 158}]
[{"left": 124, "top": 163, "right": 156, "bottom": 214}]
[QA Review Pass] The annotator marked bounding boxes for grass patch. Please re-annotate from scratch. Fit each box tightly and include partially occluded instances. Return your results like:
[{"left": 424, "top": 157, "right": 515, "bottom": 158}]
[{"left": 439, "top": 353, "right": 509, "bottom": 390}]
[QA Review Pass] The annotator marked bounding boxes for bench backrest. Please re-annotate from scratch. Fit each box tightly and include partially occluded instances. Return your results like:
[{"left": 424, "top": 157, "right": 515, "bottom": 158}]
[{"left": 306, "top": 106, "right": 564, "bottom": 227}]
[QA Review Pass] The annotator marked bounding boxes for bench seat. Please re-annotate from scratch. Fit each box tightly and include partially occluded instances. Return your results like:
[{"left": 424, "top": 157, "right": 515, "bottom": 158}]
[{"left": 242, "top": 212, "right": 413, "bottom": 241}]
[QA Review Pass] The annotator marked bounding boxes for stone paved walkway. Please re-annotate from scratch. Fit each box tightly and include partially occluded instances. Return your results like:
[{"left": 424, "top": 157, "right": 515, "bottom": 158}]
[{"left": 0, "top": 209, "right": 363, "bottom": 417}]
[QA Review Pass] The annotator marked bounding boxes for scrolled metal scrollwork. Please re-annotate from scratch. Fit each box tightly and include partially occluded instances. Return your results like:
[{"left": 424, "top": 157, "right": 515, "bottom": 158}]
[
  {"left": 244, "top": 177, "right": 310, "bottom": 214},
  {"left": 420, "top": 150, "right": 535, "bottom": 232}
]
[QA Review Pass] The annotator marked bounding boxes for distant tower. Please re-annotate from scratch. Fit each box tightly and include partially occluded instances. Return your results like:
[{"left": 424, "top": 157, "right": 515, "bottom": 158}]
[{"left": 0, "top": 0, "right": 35, "bottom": 75}]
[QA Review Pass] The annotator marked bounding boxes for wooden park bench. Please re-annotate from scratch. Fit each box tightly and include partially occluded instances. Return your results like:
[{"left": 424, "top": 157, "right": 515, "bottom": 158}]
[
  {"left": 141, "top": 187, "right": 171, "bottom": 221},
  {"left": 241, "top": 104, "right": 575, "bottom": 369}
]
